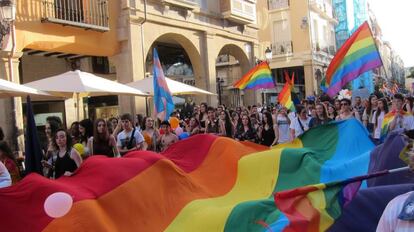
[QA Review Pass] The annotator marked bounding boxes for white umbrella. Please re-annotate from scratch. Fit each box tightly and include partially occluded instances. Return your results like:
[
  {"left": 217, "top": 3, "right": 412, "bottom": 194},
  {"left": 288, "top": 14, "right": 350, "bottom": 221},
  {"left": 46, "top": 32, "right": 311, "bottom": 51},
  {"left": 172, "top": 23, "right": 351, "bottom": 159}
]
[
  {"left": 24, "top": 70, "right": 149, "bottom": 120},
  {"left": 172, "top": 96, "right": 185, "bottom": 104},
  {"left": 0, "top": 78, "right": 50, "bottom": 97},
  {"left": 126, "top": 76, "right": 215, "bottom": 96}
]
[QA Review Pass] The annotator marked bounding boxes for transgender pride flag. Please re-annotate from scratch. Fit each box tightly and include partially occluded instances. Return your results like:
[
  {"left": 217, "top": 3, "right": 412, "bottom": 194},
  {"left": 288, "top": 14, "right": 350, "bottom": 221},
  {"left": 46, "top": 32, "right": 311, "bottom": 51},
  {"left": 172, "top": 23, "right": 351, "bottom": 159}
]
[{"left": 153, "top": 48, "right": 174, "bottom": 121}]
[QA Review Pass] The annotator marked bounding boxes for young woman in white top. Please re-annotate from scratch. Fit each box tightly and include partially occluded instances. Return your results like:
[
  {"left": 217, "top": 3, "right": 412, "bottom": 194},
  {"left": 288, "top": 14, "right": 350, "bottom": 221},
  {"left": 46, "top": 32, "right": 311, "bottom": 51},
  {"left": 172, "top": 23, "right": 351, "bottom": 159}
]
[
  {"left": 373, "top": 98, "right": 389, "bottom": 143},
  {"left": 290, "top": 106, "right": 311, "bottom": 140},
  {"left": 274, "top": 107, "right": 291, "bottom": 144}
]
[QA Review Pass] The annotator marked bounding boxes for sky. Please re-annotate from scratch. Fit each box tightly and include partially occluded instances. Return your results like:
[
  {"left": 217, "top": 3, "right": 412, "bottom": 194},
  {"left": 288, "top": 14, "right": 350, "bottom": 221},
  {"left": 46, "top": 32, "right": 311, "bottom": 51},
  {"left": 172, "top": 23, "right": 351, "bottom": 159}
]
[{"left": 368, "top": 0, "right": 414, "bottom": 67}]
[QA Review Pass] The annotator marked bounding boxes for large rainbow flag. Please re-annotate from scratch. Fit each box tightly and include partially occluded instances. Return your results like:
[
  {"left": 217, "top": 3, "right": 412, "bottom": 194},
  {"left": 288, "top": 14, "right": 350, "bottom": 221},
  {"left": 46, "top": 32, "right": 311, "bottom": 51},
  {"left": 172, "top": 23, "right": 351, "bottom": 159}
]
[
  {"left": 278, "top": 71, "right": 295, "bottom": 112},
  {"left": 323, "top": 21, "right": 382, "bottom": 97},
  {"left": 0, "top": 119, "right": 376, "bottom": 231},
  {"left": 233, "top": 61, "right": 275, "bottom": 90}
]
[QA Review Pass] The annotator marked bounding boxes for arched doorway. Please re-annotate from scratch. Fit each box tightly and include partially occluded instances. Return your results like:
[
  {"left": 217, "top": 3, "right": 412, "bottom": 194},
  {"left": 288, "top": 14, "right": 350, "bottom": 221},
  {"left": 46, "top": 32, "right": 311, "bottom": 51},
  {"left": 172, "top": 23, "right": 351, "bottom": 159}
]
[
  {"left": 144, "top": 33, "right": 202, "bottom": 111},
  {"left": 215, "top": 44, "right": 251, "bottom": 107}
]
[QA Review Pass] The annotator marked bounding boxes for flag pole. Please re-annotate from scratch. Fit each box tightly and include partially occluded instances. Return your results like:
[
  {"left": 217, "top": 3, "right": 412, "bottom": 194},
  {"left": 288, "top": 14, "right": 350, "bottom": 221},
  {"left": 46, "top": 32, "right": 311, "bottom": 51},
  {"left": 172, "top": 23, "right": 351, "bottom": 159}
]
[
  {"left": 276, "top": 166, "right": 411, "bottom": 197},
  {"left": 366, "top": 21, "right": 389, "bottom": 82}
]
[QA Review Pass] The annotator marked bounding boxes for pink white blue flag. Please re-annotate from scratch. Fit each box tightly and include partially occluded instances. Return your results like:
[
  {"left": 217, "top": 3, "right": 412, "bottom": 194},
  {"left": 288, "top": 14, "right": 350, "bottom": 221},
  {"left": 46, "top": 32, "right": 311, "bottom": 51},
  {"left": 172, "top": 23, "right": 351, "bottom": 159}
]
[{"left": 153, "top": 48, "right": 174, "bottom": 121}]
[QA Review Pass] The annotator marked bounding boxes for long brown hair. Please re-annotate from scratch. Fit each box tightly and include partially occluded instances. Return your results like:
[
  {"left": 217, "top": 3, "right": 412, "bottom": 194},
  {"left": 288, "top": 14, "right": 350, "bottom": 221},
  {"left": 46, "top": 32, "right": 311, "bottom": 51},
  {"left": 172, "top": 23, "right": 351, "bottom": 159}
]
[
  {"left": 93, "top": 119, "right": 109, "bottom": 144},
  {"left": 316, "top": 103, "right": 328, "bottom": 120},
  {"left": 52, "top": 129, "right": 72, "bottom": 152},
  {"left": 0, "top": 141, "right": 16, "bottom": 164},
  {"left": 374, "top": 98, "right": 389, "bottom": 128}
]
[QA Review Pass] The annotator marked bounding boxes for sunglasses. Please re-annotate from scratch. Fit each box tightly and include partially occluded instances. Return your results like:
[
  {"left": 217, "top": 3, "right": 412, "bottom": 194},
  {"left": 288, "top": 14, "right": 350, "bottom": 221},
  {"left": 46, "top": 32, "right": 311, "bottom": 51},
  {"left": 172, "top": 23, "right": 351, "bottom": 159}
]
[{"left": 341, "top": 103, "right": 349, "bottom": 106}]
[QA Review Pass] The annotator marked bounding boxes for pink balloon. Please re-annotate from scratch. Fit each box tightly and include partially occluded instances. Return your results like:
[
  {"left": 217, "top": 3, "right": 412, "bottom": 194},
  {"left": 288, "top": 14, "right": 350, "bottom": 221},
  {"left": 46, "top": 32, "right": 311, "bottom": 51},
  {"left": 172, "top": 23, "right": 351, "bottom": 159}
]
[
  {"left": 175, "top": 127, "right": 183, "bottom": 136},
  {"left": 44, "top": 192, "right": 73, "bottom": 218}
]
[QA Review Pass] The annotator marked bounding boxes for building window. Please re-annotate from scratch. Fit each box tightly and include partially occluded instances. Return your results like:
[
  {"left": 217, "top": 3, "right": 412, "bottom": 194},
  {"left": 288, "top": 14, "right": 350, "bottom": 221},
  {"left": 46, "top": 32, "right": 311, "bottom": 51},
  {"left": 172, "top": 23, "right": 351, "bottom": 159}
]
[
  {"left": 268, "top": 0, "right": 289, "bottom": 10},
  {"left": 92, "top": 57, "right": 111, "bottom": 74},
  {"left": 272, "top": 19, "right": 293, "bottom": 55},
  {"left": 272, "top": 66, "right": 305, "bottom": 85}
]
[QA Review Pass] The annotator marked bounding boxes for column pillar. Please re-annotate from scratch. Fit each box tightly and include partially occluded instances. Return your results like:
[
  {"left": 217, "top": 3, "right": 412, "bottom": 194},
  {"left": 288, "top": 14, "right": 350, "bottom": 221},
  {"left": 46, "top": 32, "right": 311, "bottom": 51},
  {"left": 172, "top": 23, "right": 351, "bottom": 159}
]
[
  {"left": 0, "top": 51, "right": 24, "bottom": 153},
  {"left": 242, "top": 42, "right": 259, "bottom": 107},
  {"left": 114, "top": 9, "right": 146, "bottom": 117},
  {"left": 304, "top": 60, "right": 315, "bottom": 97},
  {"left": 201, "top": 31, "right": 218, "bottom": 107}
]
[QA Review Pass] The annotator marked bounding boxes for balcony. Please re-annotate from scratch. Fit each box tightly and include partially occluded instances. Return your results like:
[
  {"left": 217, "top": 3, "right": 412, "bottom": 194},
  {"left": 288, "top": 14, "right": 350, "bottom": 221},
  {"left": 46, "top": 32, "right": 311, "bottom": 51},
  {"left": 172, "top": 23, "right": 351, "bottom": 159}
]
[
  {"left": 268, "top": 0, "right": 289, "bottom": 11},
  {"left": 272, "top": 41, "right": 293, "bottom": 56},
  {"left": 221, "top": 0, "right": 256, "bottom": 24},
  {"left": 41, "top": 0, "right": 109, "bottom": 31},
  {"left": 161, "top": 0, "right": 199, "bottom": 11},
  {"left": 309, "top": 0, "right": 337, "bottom": 24}
]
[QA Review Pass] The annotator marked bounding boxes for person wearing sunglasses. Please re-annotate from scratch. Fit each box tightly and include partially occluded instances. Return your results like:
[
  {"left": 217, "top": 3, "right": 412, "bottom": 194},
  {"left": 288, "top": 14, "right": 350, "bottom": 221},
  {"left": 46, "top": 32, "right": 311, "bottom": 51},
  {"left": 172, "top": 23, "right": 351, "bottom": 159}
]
[{"left": 336, "top": 98, "right": 359, "bottom": 120}]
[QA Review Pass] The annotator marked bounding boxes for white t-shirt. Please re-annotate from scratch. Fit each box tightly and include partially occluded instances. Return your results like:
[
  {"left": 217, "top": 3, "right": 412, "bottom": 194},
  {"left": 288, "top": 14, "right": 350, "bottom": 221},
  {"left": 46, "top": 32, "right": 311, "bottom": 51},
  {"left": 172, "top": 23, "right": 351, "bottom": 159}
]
[
  {"left": 288, "top": 112, "right": 297, "bottom": 122},
  {"left": 290, "top": 117, "right": 311, "bottom": 138},
  {"left": 276, "top": 115, "right": 290, "bottom": 143},
  {"left": 392, "top": 114, "right": 414, "bottom": 132},
  {"left": 0, "top": 162, "right": 11, "bottom": 188},
  {"left": 117, "top": 128, "right": 145, "bottom": 150},
  {"left": 377, "top": 191, "right": 414, "bottom": 232},
  {"left": 374, "top": 111, "right": 385, "bottom": 139}
]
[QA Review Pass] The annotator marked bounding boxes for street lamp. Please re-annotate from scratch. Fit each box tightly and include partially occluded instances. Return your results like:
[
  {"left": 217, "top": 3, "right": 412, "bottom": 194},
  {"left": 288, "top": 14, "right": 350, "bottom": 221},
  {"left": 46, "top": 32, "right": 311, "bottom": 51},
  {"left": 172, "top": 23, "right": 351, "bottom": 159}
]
[{"left": 0, "top": 0, "right": 16, "bottom": 46}]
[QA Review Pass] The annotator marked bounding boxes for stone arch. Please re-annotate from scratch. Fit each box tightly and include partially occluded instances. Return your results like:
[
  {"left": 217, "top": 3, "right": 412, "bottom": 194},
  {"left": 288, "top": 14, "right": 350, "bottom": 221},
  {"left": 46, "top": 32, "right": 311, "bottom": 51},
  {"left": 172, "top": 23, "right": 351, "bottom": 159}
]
[
  {"left": 144, "top": 32, "right": 203, "bottom": 82},
  {"left": 216, "top": 43, "right": 251, "bottom": 74},
  {"left": 215, "top": 43, "right": 254, "bottom": 107}
]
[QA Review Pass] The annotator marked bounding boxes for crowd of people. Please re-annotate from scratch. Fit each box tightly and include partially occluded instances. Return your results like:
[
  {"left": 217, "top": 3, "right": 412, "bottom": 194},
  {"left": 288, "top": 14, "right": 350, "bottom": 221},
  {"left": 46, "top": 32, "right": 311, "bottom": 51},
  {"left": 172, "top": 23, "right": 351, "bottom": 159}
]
[
  {"left": 2, "top": 92, "right": 414, "bottom": 230},
  {"left": 1, "top": 92, "right": 414, "bottom": 185}
]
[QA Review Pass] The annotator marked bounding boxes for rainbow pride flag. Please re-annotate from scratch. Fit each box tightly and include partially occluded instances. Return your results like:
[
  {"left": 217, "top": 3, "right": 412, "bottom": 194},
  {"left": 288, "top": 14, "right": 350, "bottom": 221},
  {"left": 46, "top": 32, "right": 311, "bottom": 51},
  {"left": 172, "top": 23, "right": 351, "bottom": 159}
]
[
  {"left": 278, "top": 71, "right": 295, "bottom": 112},
  {"left": 323, "top": 22, "right": 382, "bottom": 97},
  {"left": 0, "top": 119, "right": 375, "bottom": 232},
  {"left": 274, "top": 168, "right": 393, "bottom": 232},
  {"left": 381, "top": 110, "right": 411, "bottom": 139},
  {"left": 233, "top": 61, "right": 275, "bottom": 90},
  {"left": 153, "top": 48, "right": 174, "bottom": 121}
]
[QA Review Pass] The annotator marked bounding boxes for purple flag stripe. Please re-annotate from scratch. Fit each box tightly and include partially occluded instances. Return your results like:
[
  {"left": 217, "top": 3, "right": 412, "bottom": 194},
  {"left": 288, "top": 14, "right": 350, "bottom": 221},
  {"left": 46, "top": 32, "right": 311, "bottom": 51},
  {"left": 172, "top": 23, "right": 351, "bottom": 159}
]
[{"left": 327, "top": 59, "right": 382, "bottom": 97}]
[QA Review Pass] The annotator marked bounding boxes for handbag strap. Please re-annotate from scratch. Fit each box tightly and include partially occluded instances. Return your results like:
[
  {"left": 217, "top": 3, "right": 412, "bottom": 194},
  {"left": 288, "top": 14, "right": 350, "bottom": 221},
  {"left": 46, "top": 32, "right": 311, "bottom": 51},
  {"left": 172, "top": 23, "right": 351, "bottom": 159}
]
[
  {"left": 297, "top": 117, "right": 305, "bottom": 132},
  {"left": 127, "top": 127, "right": 136, "bottom": 148}
]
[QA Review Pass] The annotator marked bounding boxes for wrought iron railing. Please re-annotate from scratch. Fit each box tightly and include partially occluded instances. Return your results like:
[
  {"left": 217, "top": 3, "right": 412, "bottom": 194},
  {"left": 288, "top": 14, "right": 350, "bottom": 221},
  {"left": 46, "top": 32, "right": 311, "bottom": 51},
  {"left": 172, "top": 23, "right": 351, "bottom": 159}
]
[
  {"left": 41, "top": 0, "right": 109, "bottom": 31},
  {"left": 272, "top": 41, "right": 293, "bottom": 55}
]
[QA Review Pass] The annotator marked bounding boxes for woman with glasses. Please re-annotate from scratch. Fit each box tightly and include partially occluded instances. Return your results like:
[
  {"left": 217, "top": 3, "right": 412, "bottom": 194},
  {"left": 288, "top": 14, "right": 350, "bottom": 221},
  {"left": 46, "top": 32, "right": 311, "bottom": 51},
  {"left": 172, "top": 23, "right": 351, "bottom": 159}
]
[
  {"left": 290, "top": 105, "right": 311, "bottom": 140},
  {"left": 87, "top": 119, "right": 120, "bottom": 157},
  {"left": 141, "top": 117, "right": 160, "bottom": 152},
  {"left": 336, "top": 98, "right": 359, "bottom": 120}
]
